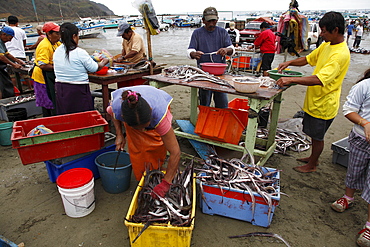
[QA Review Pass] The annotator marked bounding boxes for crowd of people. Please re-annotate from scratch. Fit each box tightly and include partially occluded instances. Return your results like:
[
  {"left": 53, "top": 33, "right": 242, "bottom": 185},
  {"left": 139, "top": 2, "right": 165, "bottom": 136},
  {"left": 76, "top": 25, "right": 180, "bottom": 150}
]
[{"left": 0, "top": 9, "right": 370, "bottom": 247}]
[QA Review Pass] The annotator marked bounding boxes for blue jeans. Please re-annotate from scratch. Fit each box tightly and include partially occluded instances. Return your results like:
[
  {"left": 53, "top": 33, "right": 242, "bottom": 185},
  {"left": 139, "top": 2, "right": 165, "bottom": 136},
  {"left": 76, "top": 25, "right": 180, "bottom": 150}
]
[{"left": 198, "top": 88, "right": 228, "bottom": 108}]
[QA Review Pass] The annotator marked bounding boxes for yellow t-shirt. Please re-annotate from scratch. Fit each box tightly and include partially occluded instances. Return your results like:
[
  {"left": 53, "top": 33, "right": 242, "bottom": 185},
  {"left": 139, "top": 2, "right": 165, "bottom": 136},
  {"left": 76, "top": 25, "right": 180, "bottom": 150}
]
[
  {"left": 31, "top": 38, "right": 61, "bottom": 84},
  {"left": 304, "top": 41, "right": 350, "bottom": 120},
  {"left": 122, "top": 32, "right": 145, "bottom": 64}
]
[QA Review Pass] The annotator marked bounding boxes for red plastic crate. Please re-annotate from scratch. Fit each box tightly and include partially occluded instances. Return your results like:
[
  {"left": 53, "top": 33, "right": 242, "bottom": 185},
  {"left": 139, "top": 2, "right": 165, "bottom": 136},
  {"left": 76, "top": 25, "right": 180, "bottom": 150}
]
[
  {"left": 194, "top": 105, "right": 245, "bottom": 144},
  {"left": 232, "top": 56, "right": 251, "bottom": 69},
  {"left": 11, "top": 110, "right": 109, "bottom": 165},
  {"left": 228, "top": 98, "right": 250, "bottom": 128}
]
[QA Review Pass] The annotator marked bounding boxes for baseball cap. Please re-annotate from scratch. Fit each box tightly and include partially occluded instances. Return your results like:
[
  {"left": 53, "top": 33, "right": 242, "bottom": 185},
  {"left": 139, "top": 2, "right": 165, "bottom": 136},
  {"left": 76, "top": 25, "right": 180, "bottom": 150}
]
[
  {"left": 117, "top": 22, "right": 130, "bottom": 37},
  {"left": 203, "top": 7, "right": 218, "bottom": 21},
  {"left": 43, "top": 22, "right": 60, "bottom": 32},
  {"left": 1, "top": 26, "right": 15, "bottom": 36}
]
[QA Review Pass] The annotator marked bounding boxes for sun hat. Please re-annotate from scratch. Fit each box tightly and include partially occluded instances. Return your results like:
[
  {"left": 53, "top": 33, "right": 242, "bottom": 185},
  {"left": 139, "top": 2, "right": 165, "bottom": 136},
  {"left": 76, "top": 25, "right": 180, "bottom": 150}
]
[
  {"left": 117, "top": 22, "right": 131, "bottom": 37},
  {"left": 0, "top": 26, "right": 15, "bottom": 36},
  {"left": 203, "top": 7, "right": 218, "bottom": 21},
  {"left": 43, "top": 22, "right": 60, "bottom": 32}
]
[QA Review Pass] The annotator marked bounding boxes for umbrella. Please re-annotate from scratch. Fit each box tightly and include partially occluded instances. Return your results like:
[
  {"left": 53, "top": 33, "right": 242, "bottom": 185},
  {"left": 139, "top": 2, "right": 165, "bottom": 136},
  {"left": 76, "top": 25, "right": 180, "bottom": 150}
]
[{"left": 276, "top": 0, "right": 309, "bottom": 60}]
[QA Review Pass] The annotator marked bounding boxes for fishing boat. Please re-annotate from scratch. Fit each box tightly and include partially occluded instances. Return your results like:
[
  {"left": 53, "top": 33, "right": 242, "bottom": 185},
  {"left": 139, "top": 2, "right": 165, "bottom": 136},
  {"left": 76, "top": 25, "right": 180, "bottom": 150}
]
[{"left": 76, "top": 18, "right": 104, "bottom": 39}]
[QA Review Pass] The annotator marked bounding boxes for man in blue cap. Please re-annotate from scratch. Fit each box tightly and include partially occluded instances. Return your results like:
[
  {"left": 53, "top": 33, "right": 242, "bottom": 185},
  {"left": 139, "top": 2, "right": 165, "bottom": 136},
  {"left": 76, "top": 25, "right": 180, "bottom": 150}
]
[
  {"left": 0, "top": 26, "right": 25, "bottom": 99},
  {"left": 114, "top": 22, "right": 146, "bottom": 64}
]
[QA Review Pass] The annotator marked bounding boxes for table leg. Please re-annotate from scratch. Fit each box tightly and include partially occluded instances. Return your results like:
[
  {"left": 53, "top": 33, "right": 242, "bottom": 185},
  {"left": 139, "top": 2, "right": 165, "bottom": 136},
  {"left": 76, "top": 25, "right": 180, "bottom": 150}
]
[
  {"left": 266, "top": 92, "right": 282, "bottom": 149},
  {"left": 244, "top": 98, "right": 262, "bottom": 157},
  {"left": 190, "top": 87, "right": 198, "bottom": 125},
  {"left": 101, "top": 85, "right": 110, "bottom": 120}
]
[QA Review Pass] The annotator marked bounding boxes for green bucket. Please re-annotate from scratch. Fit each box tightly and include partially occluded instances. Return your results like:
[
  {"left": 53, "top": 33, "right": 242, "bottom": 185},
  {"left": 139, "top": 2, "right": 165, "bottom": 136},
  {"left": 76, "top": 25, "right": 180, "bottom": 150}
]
[
  {"left": 268, "top": 70, "right": 304, "bottom": 81},
  {"left": 0, "top": 122, "right": 13, "bottom": 146}
]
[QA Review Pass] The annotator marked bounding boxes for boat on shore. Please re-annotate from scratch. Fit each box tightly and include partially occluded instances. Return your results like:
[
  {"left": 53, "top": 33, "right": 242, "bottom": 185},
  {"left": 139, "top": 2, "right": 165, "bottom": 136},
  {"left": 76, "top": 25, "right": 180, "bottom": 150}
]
[{"left": 78, "top": 25, "right": 104, "bottom": 39}]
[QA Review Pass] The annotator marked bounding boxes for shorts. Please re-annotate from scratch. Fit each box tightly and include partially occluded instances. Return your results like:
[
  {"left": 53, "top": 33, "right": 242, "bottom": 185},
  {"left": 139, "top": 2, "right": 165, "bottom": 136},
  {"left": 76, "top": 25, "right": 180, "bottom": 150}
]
[
  {"left": 302, "top": 112, "right": 333, "bottom": 141},
  {"left": 346, "top": 130, "right": 370, "bottom": 204},
  {"left": 261, "top": 53, "right": 275, "bottom": 71}
]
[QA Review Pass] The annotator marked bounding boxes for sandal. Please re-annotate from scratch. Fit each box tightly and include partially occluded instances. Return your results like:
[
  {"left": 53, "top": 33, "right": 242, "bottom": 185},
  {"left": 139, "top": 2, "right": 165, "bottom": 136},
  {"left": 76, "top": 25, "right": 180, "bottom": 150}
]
[
  {"left": 331, "top": 197, "right": 354, "bottom": 212},
  {"left": 357, "top": 226, "right": 370, "bottom": 247}
]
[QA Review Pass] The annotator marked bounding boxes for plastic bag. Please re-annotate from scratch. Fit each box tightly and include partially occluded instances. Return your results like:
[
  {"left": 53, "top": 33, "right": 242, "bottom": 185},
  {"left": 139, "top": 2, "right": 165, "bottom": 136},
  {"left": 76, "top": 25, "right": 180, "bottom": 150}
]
[
  {"left": 132, "top": 0, "right": 160, "bottom": 35},
  {"left": 27, "top": 125, "right": 53, "bottom": 136},
  {"left": 91, "top": 49, "right": 113, "bottom": 67}
]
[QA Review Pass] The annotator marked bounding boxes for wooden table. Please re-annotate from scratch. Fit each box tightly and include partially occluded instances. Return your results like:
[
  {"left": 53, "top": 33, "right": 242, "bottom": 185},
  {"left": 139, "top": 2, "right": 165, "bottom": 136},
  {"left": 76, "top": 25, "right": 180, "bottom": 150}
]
[
  {"left": 145, "top": 74, "right": 289, "bottom": 166},
  {"left": 88, "top": 65, "right": 163, "bottom": 119}
]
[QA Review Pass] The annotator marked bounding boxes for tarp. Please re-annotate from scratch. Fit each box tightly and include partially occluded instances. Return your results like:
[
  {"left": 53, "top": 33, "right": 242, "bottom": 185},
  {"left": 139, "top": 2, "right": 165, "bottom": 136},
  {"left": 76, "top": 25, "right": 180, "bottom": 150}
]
[{"left": 253, "top": 17, "right": 277, "bottom": 25}]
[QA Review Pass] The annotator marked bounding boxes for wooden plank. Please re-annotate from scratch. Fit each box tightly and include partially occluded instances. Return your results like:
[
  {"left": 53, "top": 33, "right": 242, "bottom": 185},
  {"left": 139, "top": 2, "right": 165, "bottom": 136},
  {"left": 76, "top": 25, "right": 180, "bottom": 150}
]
[{"left": 176, "top": 120, "right": 213, "bottom": 160}]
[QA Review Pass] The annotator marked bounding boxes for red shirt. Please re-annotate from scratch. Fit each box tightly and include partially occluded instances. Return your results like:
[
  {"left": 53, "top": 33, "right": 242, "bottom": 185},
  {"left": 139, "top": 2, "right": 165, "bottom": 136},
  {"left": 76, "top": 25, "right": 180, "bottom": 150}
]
[{"left": 254, "top": 29, "right": 276, "bottom": 54}]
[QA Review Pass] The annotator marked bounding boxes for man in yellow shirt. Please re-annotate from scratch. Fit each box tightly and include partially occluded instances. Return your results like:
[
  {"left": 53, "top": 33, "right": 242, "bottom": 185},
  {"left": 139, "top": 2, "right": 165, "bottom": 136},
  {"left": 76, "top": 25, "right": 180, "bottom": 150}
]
[
  {"left": 276, "top": 11, "right": 350, "bottom": 173},
  {"left": 114, "top": 22, "right": 146, "bottom": 64}
]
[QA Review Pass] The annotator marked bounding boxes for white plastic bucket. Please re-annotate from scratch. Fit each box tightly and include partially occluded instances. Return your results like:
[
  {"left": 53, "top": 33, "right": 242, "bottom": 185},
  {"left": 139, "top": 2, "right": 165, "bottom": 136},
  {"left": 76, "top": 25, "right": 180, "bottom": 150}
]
[{"left": 56, "top": 168, "right": 95, "bottom": 218}]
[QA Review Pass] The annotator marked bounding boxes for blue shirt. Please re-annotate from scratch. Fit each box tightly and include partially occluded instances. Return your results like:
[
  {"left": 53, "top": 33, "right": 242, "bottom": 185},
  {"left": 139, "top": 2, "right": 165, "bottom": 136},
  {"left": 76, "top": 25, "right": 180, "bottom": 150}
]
[
  {"left": 347, "top": 24, "right": 355, "bottom": 35},
  {"left": 53, "top": 44, "right": 98, "bottom": 84},
  {"left": 188, "top": 26, "right": 232, "bottom": 65}
]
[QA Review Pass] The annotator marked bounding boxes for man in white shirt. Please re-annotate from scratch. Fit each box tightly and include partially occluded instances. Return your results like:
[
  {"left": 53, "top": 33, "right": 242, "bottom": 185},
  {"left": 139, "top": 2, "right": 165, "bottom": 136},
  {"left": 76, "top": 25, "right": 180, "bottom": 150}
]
[
  {"left": 353, "top": 22, "right": 364, "bottom": 49},
  {"left": 5, "top": 16, "right": 26, "bottom": 60}
]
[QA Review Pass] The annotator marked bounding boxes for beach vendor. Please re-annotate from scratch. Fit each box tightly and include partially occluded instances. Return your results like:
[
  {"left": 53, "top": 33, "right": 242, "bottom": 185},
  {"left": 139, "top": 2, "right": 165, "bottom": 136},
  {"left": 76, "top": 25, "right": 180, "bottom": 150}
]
[
  {"left": 276, "top": 11, "right": 350, "bottom": 173},
  {"left": 0, "top": 26, "right": 25, "bottom": 99},
  {"left": 107, "top": 85, "right": 181, "bottom": 198},
  {"left": 187, "top": 6, "right": 234, "bottom": 108},
  {"left": 114, "top": 22, "right": 146, "bottom": 64}
]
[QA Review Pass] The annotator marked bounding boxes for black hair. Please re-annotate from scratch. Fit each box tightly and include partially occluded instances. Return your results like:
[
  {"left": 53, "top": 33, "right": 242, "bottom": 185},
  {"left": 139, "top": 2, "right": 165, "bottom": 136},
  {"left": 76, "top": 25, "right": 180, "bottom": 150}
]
[
  {"left": 260, "top": 22, "right": 270, "bottom": 29},
  {"left": 59, "top": 22, "right": 79, "bottom": 60},
  {"left": 319, "top": 11, "right": 345, "bottom": 35},
  {"left": 8, "top": 16, "right": 18, "bottom": 24},
  {"left": 357, "top": 68, "right": 370, "bottom": 84},
  {"left": 121, "top": 90, "right": 152, "bottom": 126}
]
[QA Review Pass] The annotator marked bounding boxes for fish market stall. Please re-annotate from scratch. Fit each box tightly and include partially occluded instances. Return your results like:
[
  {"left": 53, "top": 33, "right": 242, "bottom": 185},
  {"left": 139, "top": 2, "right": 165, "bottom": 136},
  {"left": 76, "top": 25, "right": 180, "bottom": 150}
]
[
  {"left": 144, "top": 71, "right": 290, "bottom": 166},
  {"left": 88, "top": 64, "right": 164, "bottom": 119}
]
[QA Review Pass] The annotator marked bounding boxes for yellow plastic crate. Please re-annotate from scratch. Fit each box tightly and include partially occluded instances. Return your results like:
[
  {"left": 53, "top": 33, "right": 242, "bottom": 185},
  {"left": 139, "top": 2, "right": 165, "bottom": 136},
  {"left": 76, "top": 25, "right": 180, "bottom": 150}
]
[{"left": 125, "top": 172, "right": 196, "bottom": 247}]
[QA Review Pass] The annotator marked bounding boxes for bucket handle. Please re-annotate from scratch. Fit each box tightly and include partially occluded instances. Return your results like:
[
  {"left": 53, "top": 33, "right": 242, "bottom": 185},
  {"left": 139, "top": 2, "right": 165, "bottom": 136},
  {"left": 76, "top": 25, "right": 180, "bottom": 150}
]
[{"left": 63, "top": 195, "right": 95, "bottom": 209}]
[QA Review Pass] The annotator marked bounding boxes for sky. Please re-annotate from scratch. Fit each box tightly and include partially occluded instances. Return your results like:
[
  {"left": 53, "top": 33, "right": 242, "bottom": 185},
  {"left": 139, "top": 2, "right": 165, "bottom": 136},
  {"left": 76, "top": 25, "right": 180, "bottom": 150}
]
[{"left": 92, "top": 0, "right": 369, "bottom": 16}]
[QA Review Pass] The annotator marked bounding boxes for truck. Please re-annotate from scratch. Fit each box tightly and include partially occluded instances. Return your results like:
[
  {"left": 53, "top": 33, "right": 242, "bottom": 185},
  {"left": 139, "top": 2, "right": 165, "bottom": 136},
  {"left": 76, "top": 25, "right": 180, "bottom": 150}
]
[
  {"left": 239, "top": 17, "right": 277, "bottom": 44},
  {"left": 306, "top": 22, "right": 323, "bottom": 49}
]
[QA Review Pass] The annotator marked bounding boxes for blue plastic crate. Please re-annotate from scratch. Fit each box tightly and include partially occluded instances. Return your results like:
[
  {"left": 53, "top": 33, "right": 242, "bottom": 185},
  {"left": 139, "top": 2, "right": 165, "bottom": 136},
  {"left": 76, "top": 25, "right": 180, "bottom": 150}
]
[
  {"left": 44, "top": 144, "right": 116, "bottom": 183},
  {"left": 198, "top": 167, "right": 280, "bottom": 227}
]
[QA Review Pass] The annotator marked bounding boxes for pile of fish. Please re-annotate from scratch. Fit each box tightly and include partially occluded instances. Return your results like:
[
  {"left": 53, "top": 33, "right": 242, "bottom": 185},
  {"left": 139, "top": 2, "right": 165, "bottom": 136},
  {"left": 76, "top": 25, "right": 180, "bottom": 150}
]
[
  {"left": 162, "top": 65, "right": 234, "bottom": 88},
  {"left": 195, "top": 151, "right": 282, "bottom": 223},
  {"left": 127, "top": 164, "right": 194, "bottom": 243},
  {"left": 3, "top": 95, "right": 36, "bottom": 106},
  {"left": 257, "top": 127, "right": 311, "bottom": 155}
]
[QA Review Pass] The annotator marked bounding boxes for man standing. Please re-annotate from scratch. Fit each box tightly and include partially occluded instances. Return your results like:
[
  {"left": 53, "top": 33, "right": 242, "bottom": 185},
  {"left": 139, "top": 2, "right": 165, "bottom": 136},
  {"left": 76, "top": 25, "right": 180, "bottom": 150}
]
[
  {"left": 114, "top": 22, "right": 146, "bottom": 64},
  {"left": 187, "top": 7, "right": 234, "bottom": 108},
  {"left": 253, "top": 21, "right": 276, "bottom": 77},
  {"left": 5, "top": 16, "right": 26, "bottom": 61},
  {"left": 0, "top": 26, "right": 25, "bottom": 99},
  {"left": 226, "top": 22, "right": 240, "bottom": 47},
  {"left": 276, "top": 11, "right": 350, "bottom": 173},
  {"left": 353, "top": 22, "right": 364, "bottom": 49}
]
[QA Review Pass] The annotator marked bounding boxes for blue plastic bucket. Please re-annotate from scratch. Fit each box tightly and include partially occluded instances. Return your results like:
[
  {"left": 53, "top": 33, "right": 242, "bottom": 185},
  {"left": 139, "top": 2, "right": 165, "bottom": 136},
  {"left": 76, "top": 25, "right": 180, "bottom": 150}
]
[
  {"left": 0, "top": 122, "right": 13, "bottom": 146},
  {"left": 95, "top": 151, "right": 132, "bottom": 194}
]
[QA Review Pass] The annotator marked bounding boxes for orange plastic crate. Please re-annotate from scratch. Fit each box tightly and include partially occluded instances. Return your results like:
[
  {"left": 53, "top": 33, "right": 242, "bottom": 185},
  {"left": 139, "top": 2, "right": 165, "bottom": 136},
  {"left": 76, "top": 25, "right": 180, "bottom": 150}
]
[
  {"left": 228, "top": 98, "right": 250, "bottom": 128},
  {"left": 232, "top": 56, "right": 251, "bottom": 69},
  {"left": 194, "top": 105, "right": 245, "bottom": 144}
]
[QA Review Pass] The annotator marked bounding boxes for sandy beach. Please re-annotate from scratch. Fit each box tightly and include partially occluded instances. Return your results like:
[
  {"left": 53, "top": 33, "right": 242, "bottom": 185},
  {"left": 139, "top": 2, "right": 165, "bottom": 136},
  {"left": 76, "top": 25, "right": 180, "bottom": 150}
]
[{"left": 1, "top": 30, "right": 370, "bottom": 246}]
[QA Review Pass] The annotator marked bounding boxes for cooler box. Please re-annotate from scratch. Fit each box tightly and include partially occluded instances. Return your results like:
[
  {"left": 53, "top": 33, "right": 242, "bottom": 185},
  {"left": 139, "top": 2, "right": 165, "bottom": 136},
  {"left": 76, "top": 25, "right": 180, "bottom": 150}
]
[
  {"left": 228, "top": 98, "right": 250, "bottom": 127},
  {"left": 198, "top": 167, "right": 280, "bottom": 228},
  {"left": 125, "top": 173, "right": 196, "bottom": 247},
  {"left": 0, "top": 94, "right": 42, "bottom": 121},
  {"left": 194, "top": 105, "right": 245, "bottom": 144},
  {"left": 11, "top": 110, "right": 109, "bottom": 165},
  {"left": 331, "top": 137, "right": 350, "bottom": 167}
]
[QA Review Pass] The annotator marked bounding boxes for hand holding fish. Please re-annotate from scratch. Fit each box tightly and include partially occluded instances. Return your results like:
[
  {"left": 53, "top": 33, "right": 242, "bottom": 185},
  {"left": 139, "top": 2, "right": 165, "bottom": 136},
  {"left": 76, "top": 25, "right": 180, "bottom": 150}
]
[
  {"left": 190, "top": 51, "right": 204, "bottom": 60},
  {"left": 151, "top": 179, "right": 171, "bottom": 199},
  {"left": 276, "top": 77, "right": 295, "bottom": 87},
  {"left": 216, "top": 48, "right": 228, "bottom": 57}
]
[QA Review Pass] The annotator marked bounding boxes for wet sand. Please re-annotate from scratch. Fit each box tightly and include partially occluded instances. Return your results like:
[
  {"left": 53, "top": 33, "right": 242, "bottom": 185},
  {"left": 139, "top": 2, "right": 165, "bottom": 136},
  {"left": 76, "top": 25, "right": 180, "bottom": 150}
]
[{"left": 1, "top": 29, "right": 370, "bottom": 246}]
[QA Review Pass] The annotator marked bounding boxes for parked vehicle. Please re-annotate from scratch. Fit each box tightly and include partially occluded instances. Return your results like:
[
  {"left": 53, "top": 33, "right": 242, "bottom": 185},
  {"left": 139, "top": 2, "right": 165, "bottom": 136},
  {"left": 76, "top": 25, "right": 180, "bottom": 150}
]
[
  {"left": 239, "top": 17, "right": 277, "bottom": 43},
  {"left": 159, "top": 22, "right": 170, "bottom": 31},
  {"left": 306, "top": 22, "right": 322, "bottom": 49}
]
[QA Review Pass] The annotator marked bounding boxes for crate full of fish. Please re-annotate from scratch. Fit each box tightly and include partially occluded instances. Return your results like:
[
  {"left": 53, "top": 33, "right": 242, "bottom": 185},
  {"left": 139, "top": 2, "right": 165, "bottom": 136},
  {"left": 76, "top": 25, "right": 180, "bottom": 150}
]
[
  {"left": 11, "top": 110, "right": 109, "bottom": 165},
  {"left": 125, "top": 166, "right": 196, "bottom": 247},
  {"left": 196, "top": 154, "right": 281, "bottom": 227},
  {"left": 0, "top": 94, "right": 42, "bottom": 121}
]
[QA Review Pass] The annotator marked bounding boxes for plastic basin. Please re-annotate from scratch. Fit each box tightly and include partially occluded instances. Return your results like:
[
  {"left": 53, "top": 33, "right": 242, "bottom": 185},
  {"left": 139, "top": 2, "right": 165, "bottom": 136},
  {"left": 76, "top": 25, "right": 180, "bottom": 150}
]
[
  {"left": 200, "top": 63, "right": 227, "bottom": 75},
  {"left": 268, "top": 70, "right": 304, "bottom": 81}
]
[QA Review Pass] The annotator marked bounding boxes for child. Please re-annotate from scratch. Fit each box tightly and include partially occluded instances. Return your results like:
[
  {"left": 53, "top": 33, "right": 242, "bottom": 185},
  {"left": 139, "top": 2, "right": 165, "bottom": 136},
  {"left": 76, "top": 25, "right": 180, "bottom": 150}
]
[{"left": 331, "top": 68, "right": 370, "bottom": 247}]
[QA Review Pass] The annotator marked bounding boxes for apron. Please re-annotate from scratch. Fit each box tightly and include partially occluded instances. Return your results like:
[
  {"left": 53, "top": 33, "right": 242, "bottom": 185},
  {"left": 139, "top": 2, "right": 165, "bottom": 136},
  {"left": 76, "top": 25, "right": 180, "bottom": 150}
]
[
  {"left": 0, "top": 64, "right": 15, "bottom": 98},
  {"left": 124, "top": 122, "right": 167, "bottom": 181},
  {"left": 42, "top": 70, "right": 57, "bottom": 114}
]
